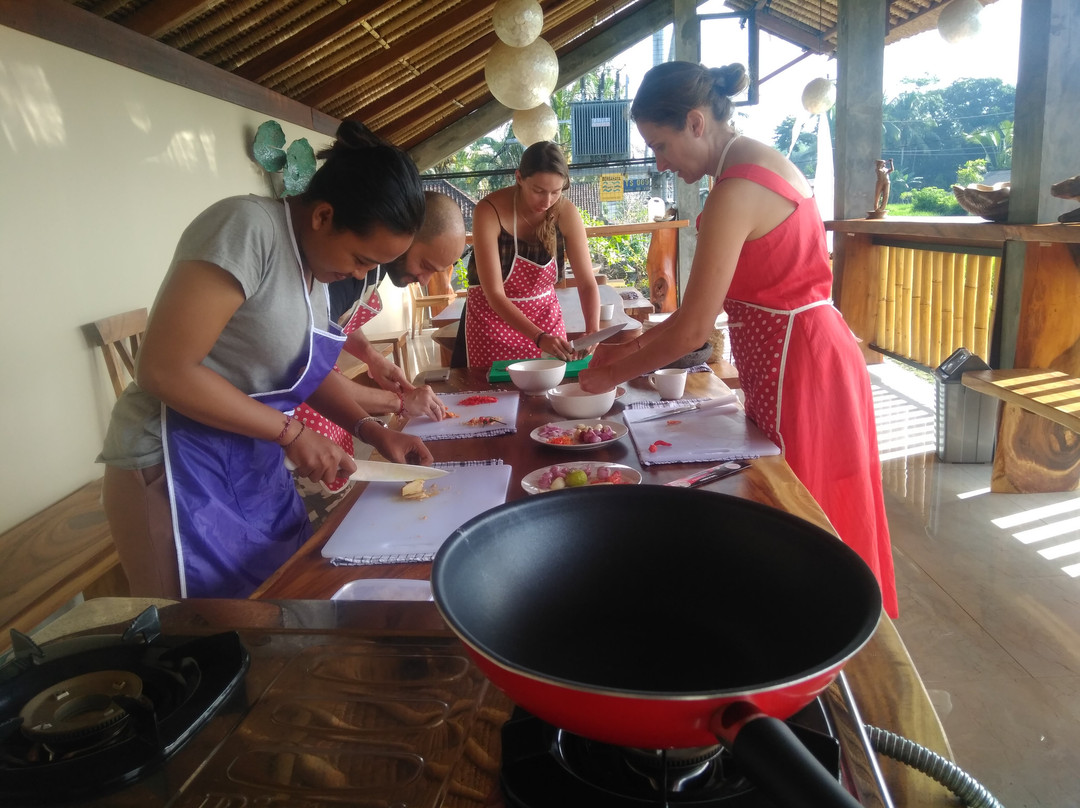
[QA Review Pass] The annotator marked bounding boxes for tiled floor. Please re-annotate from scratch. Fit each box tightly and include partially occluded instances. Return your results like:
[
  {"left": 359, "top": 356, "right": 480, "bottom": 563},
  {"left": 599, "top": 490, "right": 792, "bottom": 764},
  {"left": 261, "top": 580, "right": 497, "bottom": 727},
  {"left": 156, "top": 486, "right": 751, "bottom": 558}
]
[
  {"left": 407, "top": 333, "right": 1080, "bottom": 806},
  {"left": 868, "top": 362, "right": 1080, "bottom": 808}
]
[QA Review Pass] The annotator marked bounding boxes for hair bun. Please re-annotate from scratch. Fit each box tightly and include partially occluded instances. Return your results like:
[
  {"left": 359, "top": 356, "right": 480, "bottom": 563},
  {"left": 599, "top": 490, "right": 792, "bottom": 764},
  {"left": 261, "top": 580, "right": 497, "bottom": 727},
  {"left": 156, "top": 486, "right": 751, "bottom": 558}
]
[
  {"left": 317, "top": 120, "right": 384, "bottom": 161},
  {"left": 709, "top": 63, "right": 749, "bottom": 98}
]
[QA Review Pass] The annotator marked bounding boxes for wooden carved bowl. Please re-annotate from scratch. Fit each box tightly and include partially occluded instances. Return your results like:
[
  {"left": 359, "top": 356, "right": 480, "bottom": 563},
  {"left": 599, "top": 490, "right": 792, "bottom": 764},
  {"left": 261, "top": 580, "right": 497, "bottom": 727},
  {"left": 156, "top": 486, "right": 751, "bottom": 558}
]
[{"left": 952, "top": 182, "right": 1010, "bottom": 222}]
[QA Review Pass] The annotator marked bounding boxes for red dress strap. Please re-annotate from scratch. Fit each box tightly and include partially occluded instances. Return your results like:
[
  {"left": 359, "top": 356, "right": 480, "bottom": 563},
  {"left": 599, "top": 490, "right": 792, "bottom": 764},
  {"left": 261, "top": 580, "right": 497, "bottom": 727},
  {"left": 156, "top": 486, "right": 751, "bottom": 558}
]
[{"left": 718, "top": 164, "right": 809, "bottom": 206}]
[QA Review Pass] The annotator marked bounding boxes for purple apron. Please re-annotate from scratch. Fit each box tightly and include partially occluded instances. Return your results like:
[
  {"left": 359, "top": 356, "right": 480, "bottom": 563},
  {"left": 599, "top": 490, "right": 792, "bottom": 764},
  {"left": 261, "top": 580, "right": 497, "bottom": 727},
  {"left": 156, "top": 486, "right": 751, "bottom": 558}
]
[{"left": 162, "top": 201, "right": 346, "bottom": 598}]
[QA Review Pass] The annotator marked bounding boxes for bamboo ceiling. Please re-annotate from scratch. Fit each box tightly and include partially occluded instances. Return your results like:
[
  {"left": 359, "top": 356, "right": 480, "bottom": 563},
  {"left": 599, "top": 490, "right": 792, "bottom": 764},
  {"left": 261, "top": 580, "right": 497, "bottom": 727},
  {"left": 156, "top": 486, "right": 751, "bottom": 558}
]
[{"left": 52, "top": 0, "right": 992, "bottom": 151}]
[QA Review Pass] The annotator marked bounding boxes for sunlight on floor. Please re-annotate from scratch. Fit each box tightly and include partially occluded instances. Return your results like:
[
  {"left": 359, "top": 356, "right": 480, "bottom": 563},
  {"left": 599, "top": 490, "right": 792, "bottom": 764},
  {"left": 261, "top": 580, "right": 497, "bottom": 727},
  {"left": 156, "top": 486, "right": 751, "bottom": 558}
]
[{"left": 871, "top": 361, "right": 1080, "bottom": 582}]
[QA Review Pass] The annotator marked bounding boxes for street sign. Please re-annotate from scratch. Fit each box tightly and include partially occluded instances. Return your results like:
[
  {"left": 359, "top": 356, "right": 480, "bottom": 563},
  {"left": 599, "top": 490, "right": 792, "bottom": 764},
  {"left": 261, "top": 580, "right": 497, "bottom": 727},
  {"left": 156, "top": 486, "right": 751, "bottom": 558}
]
[{"left": 599, "top": 173, "right": 624, "bottom": 201}]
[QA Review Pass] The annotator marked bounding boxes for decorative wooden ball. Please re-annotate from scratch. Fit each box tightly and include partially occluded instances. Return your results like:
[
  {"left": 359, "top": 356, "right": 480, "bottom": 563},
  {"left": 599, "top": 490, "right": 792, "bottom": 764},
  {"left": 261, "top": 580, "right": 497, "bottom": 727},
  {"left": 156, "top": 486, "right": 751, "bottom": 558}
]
[
  {"left": 512, "top": 103, "right": 558, "bottom": 147},
  {"left": 938, "top": 0, "right": 982, "bottom": 44},
  {"left": 485, "top": 37, "right": 559, "bottom": 110},
  {"left": 801, "top": 78, "right": 835, "bottom": 114},
  {"left": 492, "top": 0, "right": 543, "bottom": 48}
]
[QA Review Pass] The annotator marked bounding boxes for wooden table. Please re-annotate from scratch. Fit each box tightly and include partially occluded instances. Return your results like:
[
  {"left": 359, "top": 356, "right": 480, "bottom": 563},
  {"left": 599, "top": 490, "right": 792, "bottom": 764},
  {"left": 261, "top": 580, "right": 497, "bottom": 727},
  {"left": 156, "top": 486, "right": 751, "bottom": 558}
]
[{"left": 253, "top": 367, "right": 955, "bottom": 806}]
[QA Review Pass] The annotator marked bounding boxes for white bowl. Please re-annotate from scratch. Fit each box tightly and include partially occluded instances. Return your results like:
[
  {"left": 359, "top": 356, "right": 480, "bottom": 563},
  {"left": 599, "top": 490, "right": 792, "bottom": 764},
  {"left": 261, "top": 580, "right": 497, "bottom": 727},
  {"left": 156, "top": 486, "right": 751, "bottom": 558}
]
[
  {"left": 507, "top": 359, "right": 566, "bottom": 394},
  {"left": 548, "top": 383, "right": 617, "bottom": 419}
]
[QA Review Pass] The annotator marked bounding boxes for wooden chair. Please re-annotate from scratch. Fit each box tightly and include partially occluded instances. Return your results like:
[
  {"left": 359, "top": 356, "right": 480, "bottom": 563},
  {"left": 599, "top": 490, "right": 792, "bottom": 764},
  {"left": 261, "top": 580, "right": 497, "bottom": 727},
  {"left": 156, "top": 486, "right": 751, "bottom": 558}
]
[
  {"left": 91, "top": 308, "right": 148, "bottom": 398},
  {"left": 408, "top": 283, "right": 455, "bottom": 337}
]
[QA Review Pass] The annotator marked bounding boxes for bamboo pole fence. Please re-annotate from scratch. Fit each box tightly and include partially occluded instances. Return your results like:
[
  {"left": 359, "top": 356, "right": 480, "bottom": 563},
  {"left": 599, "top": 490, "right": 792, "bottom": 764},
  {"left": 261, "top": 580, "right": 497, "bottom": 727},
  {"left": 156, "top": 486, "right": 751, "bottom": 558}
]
[{"left": 871, "top": 245, "right": 999, "bottom": 368}]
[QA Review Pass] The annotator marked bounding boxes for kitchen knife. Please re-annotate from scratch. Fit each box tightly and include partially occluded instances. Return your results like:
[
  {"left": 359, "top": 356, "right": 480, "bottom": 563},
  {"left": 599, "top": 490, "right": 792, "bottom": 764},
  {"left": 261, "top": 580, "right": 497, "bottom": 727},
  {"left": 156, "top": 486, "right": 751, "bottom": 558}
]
[
  {"left": 665, "top": 459, "right": 753, "bottom": 488},
  {"left": 631, "top": 395, "right": 740, "bottom": 422},
  {"left": 285, "top": 458, "right": 448, "bottom": 482},
  {"left": 571, "top": 323, "right": 626, "bottom": 352}
]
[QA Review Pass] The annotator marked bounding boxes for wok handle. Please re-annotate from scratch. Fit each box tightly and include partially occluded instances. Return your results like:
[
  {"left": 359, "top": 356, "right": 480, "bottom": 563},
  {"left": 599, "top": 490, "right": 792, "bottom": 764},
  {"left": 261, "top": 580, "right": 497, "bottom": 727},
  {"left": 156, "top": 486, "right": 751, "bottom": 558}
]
[{"left": 730, "top": 715, "right": 863, "bottom": 808}]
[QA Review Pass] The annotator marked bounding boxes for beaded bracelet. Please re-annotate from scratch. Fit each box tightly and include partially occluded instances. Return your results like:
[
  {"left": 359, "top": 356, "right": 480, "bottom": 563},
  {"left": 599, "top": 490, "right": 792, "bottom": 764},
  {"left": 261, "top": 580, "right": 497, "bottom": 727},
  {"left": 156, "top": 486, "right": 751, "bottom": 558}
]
[
  {"left": 274, "top": 414, "right": 293, "bottom": 444},
  {"left": 534, "top": 331, "right": 547, "bottom": 347},
  {"left": 396, "top": 392, "right": 407, "bottom": 418},
  {"left": 282, "top": 420, "right": 305, "bottom": 447},
  {"left": 352, "top": 415, "right": 387, "bottom": 438}
]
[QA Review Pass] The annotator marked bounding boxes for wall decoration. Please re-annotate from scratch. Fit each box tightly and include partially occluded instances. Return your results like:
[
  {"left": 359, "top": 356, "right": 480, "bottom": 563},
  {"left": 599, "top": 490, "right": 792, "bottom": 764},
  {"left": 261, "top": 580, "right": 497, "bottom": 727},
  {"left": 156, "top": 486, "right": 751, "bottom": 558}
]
[{"left": 251, "top": 120, "right": 315, "bottom": 197}]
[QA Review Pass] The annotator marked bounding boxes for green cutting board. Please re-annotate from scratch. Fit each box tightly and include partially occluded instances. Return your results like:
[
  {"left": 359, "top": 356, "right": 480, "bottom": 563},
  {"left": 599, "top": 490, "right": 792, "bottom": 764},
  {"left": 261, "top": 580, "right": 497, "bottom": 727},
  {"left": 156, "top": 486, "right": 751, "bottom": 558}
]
[{"left": 488, "top": 356, "right": 592, "bottom": 383}]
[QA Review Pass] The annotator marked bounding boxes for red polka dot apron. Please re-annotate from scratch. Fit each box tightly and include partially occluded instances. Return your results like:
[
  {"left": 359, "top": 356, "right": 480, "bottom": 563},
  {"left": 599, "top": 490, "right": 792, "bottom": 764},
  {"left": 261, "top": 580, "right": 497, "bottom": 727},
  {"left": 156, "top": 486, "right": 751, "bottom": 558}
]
[
  {"left": 717, "top": 162, "right": 898, "bottom": 617},
  {"left": 464, "top": 197, "right": 565, "bottom": 369},
  {"left": 162, "top": 199, "right": 346, "bottom": 598},
  {"left": 292, "top": 273, "right": 383, "bottom": 492}
]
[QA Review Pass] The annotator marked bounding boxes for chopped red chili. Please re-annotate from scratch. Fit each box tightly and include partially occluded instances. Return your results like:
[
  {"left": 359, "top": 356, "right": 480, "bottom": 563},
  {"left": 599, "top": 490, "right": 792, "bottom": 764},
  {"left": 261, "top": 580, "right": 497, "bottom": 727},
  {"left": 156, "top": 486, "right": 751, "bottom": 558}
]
[
  {"left": 649, "top": 439, "right": 673, "bottom": 453},
  {"left": 458, "top": 395, "right": 498, "bottom": 406}
]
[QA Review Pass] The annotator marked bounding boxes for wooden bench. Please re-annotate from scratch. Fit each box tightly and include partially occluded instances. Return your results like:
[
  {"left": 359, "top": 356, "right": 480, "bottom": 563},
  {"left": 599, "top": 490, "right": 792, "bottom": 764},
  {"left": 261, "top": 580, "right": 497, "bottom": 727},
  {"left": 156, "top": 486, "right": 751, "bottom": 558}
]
[
  {"left": 961, "top": 369, "right": 1080, "bottom": 433},
  {"left": 0, "top": 479, "right": 129, "bottom": 651},
  {"left": 961, "top": 368, "right": 1080, "bottom": 492}
]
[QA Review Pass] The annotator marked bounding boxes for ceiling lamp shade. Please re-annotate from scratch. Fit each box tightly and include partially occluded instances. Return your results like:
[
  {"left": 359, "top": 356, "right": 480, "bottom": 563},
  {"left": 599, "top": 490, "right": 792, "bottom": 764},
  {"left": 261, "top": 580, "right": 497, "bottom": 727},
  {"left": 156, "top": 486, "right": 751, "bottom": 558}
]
[
  {"left": 938, "top": 0, "right": 983, "bottom": 44},
  {"left": 801, "top": 77, "right": 835, "bottom": 114},
  {"left": 512, "top": 103, "right": 559, "bottom": 147},
  {"left": 492, "top": 0, "right": 544, "bottom": 48},
  {"left": 485, "top": 37, "right": 559, "bottom": 110}
]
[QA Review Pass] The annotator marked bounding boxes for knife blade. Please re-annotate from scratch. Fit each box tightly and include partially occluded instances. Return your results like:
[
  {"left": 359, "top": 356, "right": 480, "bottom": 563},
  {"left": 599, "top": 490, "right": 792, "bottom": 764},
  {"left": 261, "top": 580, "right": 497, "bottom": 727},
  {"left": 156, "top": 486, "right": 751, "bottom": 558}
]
[
  {"left": 571, "top": 323, "right": 626, "bottom": 352},
  {"left": 285, "top": 458, "right": 448, "bottom": 482},
  {"left": 632, "top": 395, "right": 739, "bottom": 422},
  {"left": 346, "top": 460, "right": 449, "bottom": 482}
]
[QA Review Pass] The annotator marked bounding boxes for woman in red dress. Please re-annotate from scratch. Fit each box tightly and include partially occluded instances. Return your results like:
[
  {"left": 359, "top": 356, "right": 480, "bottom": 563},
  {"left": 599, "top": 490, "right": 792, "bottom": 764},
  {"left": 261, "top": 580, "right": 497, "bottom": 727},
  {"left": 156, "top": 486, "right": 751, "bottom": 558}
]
[
  {"left": 580, "top": 61, "right": 897, "bottom": 617},
  {"left": 465, "top": 142, "right": 600, "bottom": 368}
]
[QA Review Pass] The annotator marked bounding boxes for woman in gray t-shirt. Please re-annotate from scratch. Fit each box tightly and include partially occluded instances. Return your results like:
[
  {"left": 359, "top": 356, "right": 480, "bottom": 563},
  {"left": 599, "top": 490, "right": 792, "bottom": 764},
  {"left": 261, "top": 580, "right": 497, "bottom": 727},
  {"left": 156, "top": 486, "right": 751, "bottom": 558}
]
[{"left": 99, "top": 121, "right": 430, "bottom": 599}]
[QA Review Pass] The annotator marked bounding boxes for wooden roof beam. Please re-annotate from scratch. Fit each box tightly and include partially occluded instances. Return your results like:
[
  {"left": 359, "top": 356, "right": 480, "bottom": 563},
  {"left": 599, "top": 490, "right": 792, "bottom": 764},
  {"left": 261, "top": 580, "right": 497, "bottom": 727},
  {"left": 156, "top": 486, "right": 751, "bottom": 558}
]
[
  {"left": 233, "top": 0, "right": 389, "bottom": 83},
  {"left": 122, "top": 0, "right": 218, "bottom": 40}
]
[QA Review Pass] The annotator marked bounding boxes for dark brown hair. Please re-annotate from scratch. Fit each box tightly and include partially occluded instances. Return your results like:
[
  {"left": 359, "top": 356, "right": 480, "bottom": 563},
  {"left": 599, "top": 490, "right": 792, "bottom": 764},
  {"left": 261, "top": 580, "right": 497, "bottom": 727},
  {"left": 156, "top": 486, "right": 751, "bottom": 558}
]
[
  {"left": 304, "top": 120, "right": 425, "bottom": 237},
  {"left": 630, "top": 61, "right": 749, "bottom": 130}
]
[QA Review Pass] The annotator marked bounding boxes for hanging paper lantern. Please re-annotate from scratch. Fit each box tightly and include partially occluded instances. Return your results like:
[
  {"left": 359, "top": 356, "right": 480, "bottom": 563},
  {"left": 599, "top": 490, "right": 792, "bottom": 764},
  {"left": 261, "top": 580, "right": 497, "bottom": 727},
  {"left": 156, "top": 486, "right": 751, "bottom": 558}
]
[
  {"left": 938, "top": 0, "right": 982, "bottom": 44},
  {"left": 492, "top": 0, "right": 543, "bottom": 48},
  {"left": 485, "top": 37, "right": 559, "bottom": 110},
  {"left": 801, "top": 78, "right": 835, "bottom": 115},
  {"left": 512, "top": 103, "right": 558, "bottom": 147}
]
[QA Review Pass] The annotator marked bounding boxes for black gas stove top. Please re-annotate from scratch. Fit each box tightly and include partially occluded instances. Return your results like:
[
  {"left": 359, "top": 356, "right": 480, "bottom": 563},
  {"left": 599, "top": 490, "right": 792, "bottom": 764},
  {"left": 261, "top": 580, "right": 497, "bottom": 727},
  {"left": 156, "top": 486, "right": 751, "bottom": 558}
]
[
  {"left": 0, "top": 600, "right": 891, "bottom": 807},
  {"left": 0, "top": 607, "right": 249, "bottom": 805}
]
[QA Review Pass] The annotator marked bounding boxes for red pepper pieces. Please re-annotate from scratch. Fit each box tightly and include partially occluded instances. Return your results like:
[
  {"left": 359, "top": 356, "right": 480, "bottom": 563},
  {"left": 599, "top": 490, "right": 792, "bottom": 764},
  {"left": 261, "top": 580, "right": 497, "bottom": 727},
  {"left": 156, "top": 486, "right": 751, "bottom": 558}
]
[{"left": 648, "top": 439, "right": 673, "bottom": 453}]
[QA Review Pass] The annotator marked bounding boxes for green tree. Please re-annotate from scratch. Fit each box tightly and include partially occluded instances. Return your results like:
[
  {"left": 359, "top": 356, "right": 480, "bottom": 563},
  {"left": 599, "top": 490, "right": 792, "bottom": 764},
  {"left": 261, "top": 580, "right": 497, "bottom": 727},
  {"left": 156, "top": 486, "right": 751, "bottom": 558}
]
[
  {"left": 882, "top": 77, "right": 1015, "bottom": 193},
  {"left": 964, "top": 120, "right": 1013, "bottom": 171}
]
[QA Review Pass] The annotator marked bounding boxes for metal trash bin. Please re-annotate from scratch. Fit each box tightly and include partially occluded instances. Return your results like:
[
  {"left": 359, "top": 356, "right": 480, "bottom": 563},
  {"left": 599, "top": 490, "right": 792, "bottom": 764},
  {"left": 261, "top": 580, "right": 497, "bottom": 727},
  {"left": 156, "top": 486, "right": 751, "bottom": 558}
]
[{"left": 934, "top": 348, "right": 997, "bottom": 463}]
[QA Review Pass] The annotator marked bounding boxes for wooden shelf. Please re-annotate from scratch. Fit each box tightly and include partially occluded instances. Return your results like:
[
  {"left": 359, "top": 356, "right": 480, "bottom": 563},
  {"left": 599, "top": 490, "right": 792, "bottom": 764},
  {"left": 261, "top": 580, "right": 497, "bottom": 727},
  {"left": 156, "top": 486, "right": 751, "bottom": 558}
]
[{"left": 825, "top": 217, "right": 1080, "bottom": 246}]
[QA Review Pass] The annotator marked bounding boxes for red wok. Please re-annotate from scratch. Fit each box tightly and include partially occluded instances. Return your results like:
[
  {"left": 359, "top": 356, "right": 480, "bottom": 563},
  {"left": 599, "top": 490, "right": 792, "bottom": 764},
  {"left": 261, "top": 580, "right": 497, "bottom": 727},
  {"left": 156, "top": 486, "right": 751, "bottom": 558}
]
[{"left": 431, "top": 486, "right": 882, "bottom": 808}]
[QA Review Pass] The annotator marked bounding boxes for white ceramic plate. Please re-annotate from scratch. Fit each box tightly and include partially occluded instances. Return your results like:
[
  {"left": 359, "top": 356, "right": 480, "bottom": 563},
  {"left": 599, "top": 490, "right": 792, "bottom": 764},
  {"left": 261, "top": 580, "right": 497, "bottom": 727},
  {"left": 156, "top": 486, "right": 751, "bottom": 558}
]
[
  {"left": 529, "top": 419, "right": 628, "bottom": 450},
  {"left": 521, "top": 462, "right": 641, "bottom": 494}
]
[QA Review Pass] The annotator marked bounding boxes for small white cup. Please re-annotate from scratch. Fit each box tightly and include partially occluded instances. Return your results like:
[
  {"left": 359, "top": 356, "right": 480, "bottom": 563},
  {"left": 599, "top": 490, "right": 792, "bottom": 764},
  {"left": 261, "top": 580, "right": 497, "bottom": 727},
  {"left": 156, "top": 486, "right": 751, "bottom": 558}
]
[
  {"left": 599, "top": 302, "right": 615, "bottom": 320},
  {"left": 650, "top": 367, "right": 687, "bottom": 400}
]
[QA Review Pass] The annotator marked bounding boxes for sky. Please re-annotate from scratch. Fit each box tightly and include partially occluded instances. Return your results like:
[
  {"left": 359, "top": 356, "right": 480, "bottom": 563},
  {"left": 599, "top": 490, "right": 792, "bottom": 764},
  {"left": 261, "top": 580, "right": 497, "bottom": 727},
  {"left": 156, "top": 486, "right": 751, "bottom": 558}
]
[{"left": 606, "top": 0, "right": 1022, "bottom": 146}]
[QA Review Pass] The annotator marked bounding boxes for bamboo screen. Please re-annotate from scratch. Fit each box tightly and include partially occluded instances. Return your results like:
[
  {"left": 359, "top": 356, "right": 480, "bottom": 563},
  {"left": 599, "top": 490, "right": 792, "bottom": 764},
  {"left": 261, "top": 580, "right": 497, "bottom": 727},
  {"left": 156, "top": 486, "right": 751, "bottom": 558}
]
[{"left": 874, "top": 245, "right": 999, "bottom": 368}]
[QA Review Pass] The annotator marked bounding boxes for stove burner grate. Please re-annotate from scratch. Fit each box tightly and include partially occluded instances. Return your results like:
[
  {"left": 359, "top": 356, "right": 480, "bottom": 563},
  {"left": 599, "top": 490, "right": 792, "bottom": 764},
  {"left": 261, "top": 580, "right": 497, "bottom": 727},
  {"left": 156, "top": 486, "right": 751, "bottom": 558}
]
[
  {"left": 500, "top": 701, "right": 844, "bottom": 807},
  {"left": 0, "top": 607, "right": 248, "bottom": 805}
]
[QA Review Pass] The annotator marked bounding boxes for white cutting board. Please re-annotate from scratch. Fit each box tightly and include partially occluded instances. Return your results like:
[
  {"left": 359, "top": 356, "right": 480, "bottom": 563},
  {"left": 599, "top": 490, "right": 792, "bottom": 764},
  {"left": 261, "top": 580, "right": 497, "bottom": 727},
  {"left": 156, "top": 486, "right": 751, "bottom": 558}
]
[
  {"left": 401, "top": 390, "right": 520, "bottom": 441},
  {"left": 321, "top": 464, "right": 512, "bottom": 563},
  {"left": 624, "top": 406, "right": 780, "bottom": 466}
]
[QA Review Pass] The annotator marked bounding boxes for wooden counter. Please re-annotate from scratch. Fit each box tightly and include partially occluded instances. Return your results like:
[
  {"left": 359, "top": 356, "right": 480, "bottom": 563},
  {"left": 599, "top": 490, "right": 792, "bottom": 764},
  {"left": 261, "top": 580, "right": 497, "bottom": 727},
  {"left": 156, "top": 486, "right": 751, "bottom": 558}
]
[{"left": 253, "top": 367, "right": 954, "bottom": 806}]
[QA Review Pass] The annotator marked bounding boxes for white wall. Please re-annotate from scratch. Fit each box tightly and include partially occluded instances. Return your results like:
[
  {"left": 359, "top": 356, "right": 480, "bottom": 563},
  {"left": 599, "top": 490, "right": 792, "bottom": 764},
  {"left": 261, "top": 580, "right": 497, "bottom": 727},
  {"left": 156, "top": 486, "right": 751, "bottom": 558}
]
[{"left": 0, "top": 26, "right": 408, "bottom": 530}]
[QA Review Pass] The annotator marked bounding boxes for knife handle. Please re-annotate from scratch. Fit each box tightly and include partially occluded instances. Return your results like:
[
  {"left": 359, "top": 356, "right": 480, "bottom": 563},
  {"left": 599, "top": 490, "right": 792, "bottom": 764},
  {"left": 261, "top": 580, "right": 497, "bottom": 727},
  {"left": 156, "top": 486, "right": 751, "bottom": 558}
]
[{"left": 687, "top": 459, "right": 752, "bottom": 488}]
